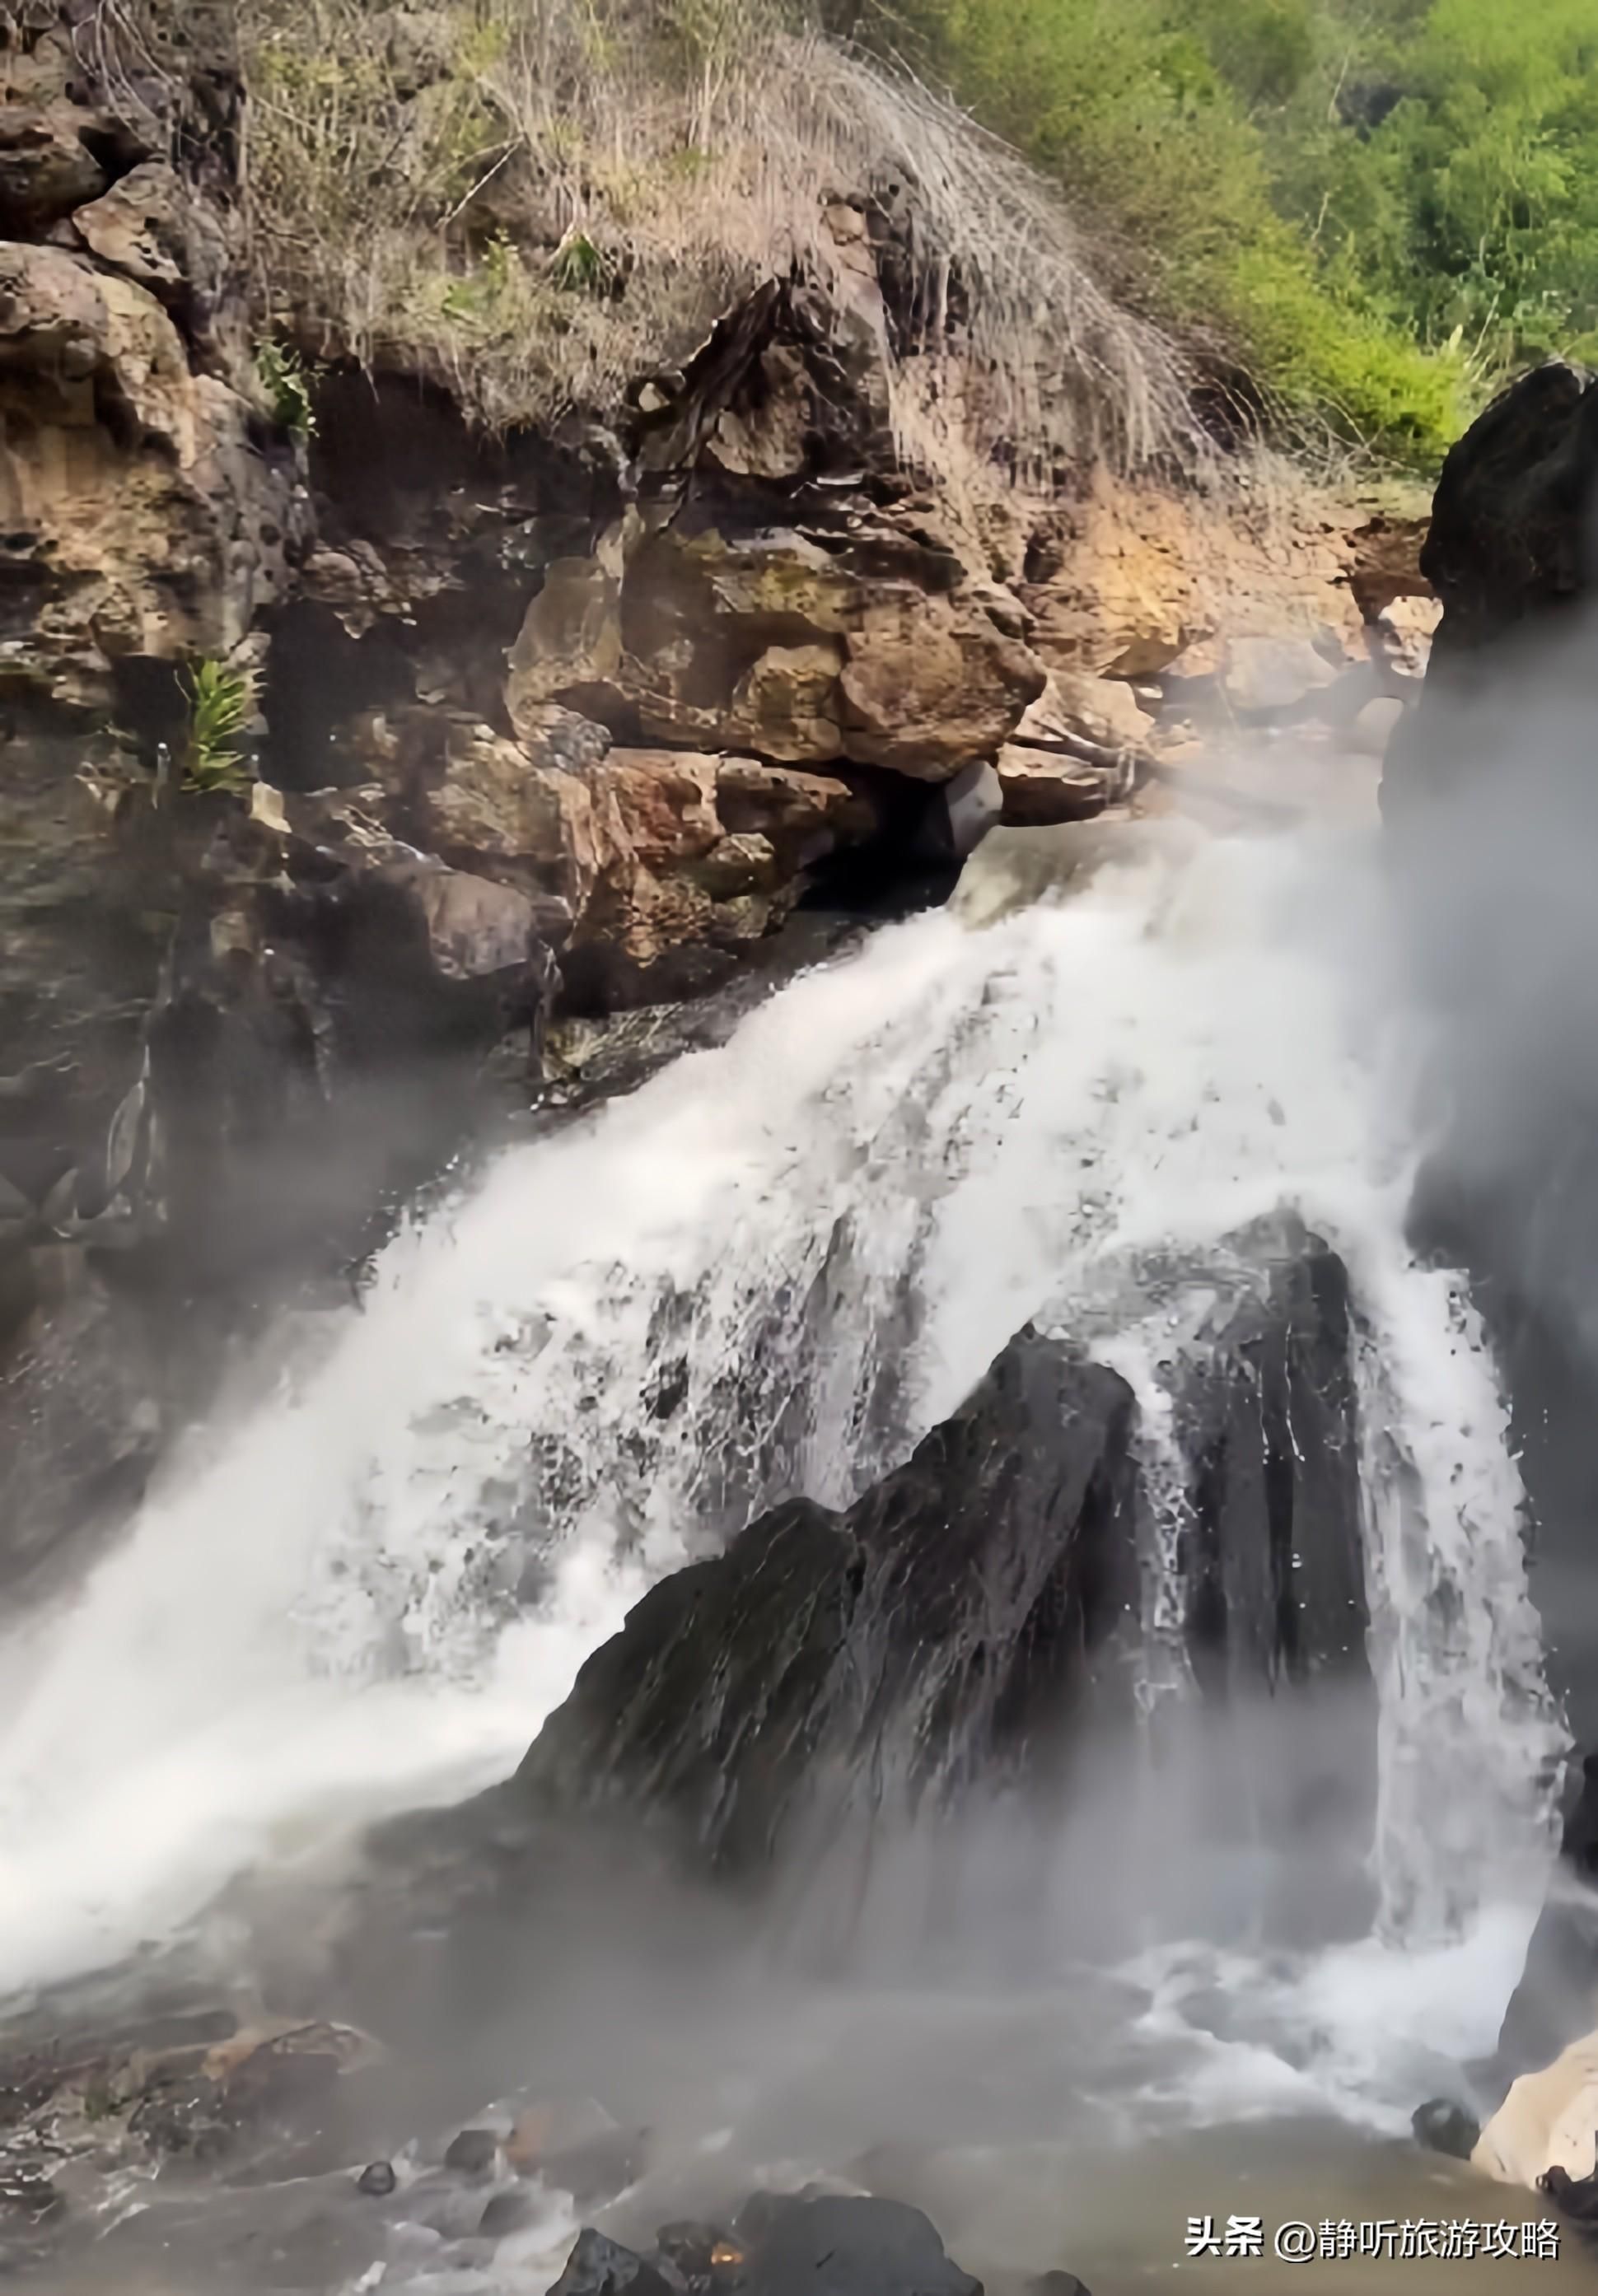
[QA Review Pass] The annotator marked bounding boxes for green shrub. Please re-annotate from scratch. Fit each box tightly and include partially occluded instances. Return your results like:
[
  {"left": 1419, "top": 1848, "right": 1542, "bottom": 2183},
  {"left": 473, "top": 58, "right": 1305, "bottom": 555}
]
[
  {"left": 254, "top": 338, "right": 317, "bottom": 440},
  {"left": 180, "top": 660, "right": 255, "bottom": 796},
  {"left": 863, "top": 0, "right": 1598, "bottom": 464},
  {"left": 549, "top": 228, "right": 614, "bottom": 295},
  {"left": 878, "top": 0, "right": 1472, "bottom": 464}
]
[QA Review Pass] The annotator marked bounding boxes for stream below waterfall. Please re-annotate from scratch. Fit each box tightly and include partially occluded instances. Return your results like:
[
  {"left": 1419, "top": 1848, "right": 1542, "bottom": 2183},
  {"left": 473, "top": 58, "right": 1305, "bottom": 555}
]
[{"left": 0, "top": 802, "right": 1589, "bottom": 2292}]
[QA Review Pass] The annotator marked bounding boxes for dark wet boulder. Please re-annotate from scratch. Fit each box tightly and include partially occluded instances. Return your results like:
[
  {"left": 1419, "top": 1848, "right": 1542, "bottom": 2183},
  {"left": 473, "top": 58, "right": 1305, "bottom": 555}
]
[
  {"left": 1413, "top": 2098, "right": 1481, "bottom": 2161},
  {"left": 550, "top": 2229, "right": 682, "bottom": 2296},
  {"left": 1178, "top": 1222, "right": 1367, "bottom": 1695},
  {"left": 508, "top": 1222, "right": 1369, "bottom": 1881},
  {"left": 515, "top": 1328, "right": 1142, "bottom": 1866},
  {"left": 1539, "top": 2163, "right": 1598, "bottom": 2229},
  {"left": 656, "top": 2220, "right": 745, "bottom": 2295},
  {"left": 734, "top": 2192, "right": 981, "bottom": 2296},
  {"left": 546, "top": 2204, "right": 982, "bottom": 2296},
  {"left": 1414, "top": 362, "right": 1598, "bottom": 652},
  {"left": 443, "top": 2126, "right": 500, "bottom": 2176},
  {"left": 1169, "top": 1219, "right": 1375, "bottom": 1938},
  {"left": 481, "top": 2185, "right": 545, "bottom": 2237},
  {"left": 1382, "top": 359, "right": 1598, "bottom": 828}
]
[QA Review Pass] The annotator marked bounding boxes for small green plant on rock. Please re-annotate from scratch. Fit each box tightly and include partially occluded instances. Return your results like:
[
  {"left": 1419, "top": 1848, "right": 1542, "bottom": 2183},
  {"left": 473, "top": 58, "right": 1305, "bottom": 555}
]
[
  {"left": 549, "top": 226, "right": 613, "bottom": 295},
  {"left": 442, "top": 228, "right": 526, "bottom": 321},
  {"left": 180, "top": 659, "right": 255, "bottom": 796},
  {"left": 254, "top": 338, "right": 317, "bottom": 441}
]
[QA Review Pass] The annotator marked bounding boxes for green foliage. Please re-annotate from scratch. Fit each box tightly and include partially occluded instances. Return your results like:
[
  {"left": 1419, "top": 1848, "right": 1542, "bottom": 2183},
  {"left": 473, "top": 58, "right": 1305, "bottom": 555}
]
[
  {"left": 441, "top": 228, "right": 524, "bottom": 320},
  {"left": 180, "top": 660, "right": 255, "bottom": 796},
  {"left": 549, "top": 227, "right": 614, "bottom": 295},
  {"left": 236, "top": 0, "right": 1592, "bottom": 468},
  {"left": 1189, "top": 0, "right": 1315, "bottom": 111},
  {"left": 1297, "top": 0, "right": 1598, "bottom": 387},
  {"left": 254, "top": 338, "right": 316, "bottom": 439},
  {"left": 871, "top": 0, "right": 1598, "bottom": 466}
]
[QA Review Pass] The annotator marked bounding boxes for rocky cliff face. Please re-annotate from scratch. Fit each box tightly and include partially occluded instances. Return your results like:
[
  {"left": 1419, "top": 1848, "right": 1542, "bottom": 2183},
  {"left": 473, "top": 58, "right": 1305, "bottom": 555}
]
[
  {"left": 0, "top": 3, "right": 1427, "bottom": 1559},
  {"left": 1381, "top": 362, "right": 1598, "bottom": 2094},
  {"left": 1382, "top": 362, "right": 1598, "bottom": 1744}
]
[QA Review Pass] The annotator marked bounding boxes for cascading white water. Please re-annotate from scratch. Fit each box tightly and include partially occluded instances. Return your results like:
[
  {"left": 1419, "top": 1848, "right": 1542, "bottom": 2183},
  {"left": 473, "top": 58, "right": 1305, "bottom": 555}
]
[{"left": 0, "top": 821, "right": 1563, "bottom": 2089}]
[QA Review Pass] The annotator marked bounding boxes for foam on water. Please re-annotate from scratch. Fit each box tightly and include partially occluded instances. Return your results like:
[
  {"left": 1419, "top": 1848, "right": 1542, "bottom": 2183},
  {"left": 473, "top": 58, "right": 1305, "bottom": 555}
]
[{"left": 0, "top": 823, "right": 1563, "bottom": 2130}]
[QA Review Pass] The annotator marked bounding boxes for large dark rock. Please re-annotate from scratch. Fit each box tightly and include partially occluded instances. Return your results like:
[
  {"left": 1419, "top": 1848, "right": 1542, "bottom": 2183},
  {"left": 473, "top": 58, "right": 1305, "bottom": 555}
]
[
  {"left": 1180, "top": 1227, "right": 1367, "bottom": 1695},
  {"left": 544, "top": 2196, "right": 984, "bottom": 2296},
  {"left": 732, "top": 2192, "right": 983, "bottom": 2296},
  {"left": 516, "top": 1328, "right": 1142, "bottom": 1867},
  {"left": 1381, "top": 365, "right": 1598, "bottom": 1752},
  {"left": 512, "top": 1220, "right": 1370, "bottom": 1887},
  {"left": 1416, "top": 362, "right": 1598, "bottom": 652},
  {"left": 549, "top": 2229, "right": 682, "bottom": 2296},
  {"left": 1382, "top": 360, "right": 1598, "bottom": 828},
  {"left": 1167, "top": 1223, "right": 1375, "bottom": 1939}
]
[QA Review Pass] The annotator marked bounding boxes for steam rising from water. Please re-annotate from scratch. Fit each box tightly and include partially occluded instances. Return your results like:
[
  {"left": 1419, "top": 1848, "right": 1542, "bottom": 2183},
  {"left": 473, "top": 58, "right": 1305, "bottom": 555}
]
[{"left": 0, "top": 823, "right": 1562, "bottom": 2126}]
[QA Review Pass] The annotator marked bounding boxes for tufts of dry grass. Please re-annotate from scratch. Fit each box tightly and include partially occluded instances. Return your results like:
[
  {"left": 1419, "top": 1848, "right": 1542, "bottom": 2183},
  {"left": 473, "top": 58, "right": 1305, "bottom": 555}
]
[{"left": 235, "top": 0, "right": 1218, "bottom": 484}]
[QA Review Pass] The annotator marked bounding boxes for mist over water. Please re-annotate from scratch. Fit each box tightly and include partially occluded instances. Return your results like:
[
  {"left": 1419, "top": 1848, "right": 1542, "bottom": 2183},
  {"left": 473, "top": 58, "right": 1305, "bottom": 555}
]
[{"left": 0, "top": 814, "right": 1563, "bottom": 2150}]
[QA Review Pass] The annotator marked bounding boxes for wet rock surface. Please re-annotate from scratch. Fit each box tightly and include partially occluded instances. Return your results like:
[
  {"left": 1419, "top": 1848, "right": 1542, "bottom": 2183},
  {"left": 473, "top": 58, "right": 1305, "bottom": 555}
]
[
  {"left": 0, "top": 1971, "right": 1067, "bottom": 2296},
  {"left": 499, "top": 1220, "right": 1368, "bottom": 1880},
  {"left": 1382, "top": 363, "right": 1598, "bottom": 1757},
  {"left": 511, "top": 1327, "right": 1142, "bottom": 1869}
]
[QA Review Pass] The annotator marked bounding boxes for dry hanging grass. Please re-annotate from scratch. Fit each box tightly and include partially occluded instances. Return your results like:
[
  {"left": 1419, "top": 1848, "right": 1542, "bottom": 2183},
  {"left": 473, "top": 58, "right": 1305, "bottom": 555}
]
[{"left": 235, "top": 0, "right": 1218, "bottom": 484}]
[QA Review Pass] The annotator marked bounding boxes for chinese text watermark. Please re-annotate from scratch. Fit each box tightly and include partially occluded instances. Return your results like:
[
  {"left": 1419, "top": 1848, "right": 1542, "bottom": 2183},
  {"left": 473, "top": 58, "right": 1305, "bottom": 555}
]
[{"left": 1182, "top": 2214, "right": 1561, "bottom": 2262}]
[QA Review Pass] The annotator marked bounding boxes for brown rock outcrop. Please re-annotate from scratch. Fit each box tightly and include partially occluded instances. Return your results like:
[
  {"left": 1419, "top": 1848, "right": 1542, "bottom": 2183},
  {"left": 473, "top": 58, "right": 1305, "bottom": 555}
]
[
  {"left": 506, "top": 512, "right": 1046, "bottom": 781},
  {"left": 993, "top": 671, "right": 1150, "bottom": 824},
  {"left": 1007, "top": 468, "right": 1372, "bottom": 679},
  {"left": 0, "top": 242, "right": 302, "bottom": 703},
  {"left": 0, "top": 23, "right": 121, "bottom": 237},
  {"left": 425, "top": 722, "right": 879, "bottom": 1000},
  {"left": 1347, "top": 513, "right": 1431, "bottom": 620},
  {"left": 70, "top": 160, "right": 235, "bottom": 346}
]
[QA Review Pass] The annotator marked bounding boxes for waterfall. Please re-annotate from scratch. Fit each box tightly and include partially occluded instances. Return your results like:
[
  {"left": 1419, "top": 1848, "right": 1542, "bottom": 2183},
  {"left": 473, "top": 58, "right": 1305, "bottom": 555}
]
[{"left": 0, "top": 824, "right": 1561, "bottom": 2014}]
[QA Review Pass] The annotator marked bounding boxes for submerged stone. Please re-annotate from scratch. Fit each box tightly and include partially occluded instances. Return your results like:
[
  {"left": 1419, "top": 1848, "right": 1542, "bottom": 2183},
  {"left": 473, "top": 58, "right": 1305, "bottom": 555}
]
[
  {"left": 444, "top": 2126, "right": 500, "bottom": 2177},
  {"left": 734, "top": 2192, "right": 982, "bottom": 2296},
  {"left": 549, "top": 2229, "right": 680, "bottom": 2296},
  {"left": 1412, "top": 2098, "right": 1480, "bottom": 2161}
]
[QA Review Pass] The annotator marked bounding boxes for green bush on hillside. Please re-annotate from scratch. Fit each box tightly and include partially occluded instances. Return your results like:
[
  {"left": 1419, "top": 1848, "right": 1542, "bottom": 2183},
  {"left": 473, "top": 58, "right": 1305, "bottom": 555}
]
[
  {"left": 862, "top": 0, "right": 1597, "bottom": 466},
  {"left": 231, "top": 0, "right": 1596, "bottom": 470}
]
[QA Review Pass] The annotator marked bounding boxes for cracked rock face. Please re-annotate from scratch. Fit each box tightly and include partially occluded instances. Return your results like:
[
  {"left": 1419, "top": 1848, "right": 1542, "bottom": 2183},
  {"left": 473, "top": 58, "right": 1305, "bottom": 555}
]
[
  {"left": 0, "top": 241, "right": 301, "bottom": 702},
  {"left": 426, "top": 723, "right": 881, "bottom": 1003},
  {"left": 503, "top": 511, "right": 1047, "bottom": 782}
]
